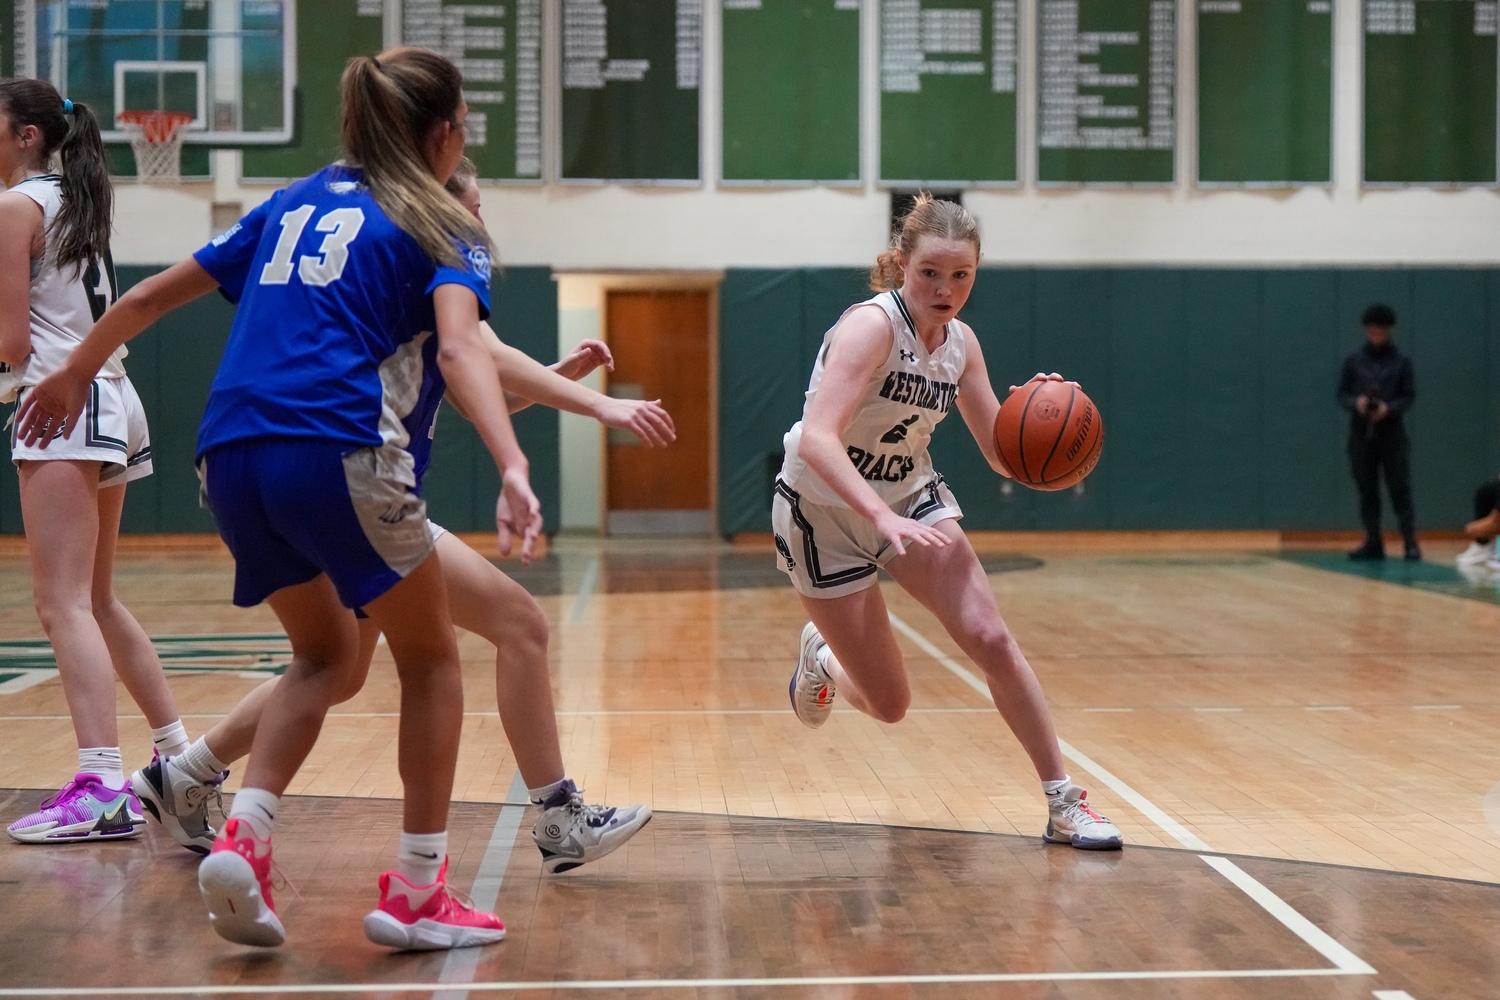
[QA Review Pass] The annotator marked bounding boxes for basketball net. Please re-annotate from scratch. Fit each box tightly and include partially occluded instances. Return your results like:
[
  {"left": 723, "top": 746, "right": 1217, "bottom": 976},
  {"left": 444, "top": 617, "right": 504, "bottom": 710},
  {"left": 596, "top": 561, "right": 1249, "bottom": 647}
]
[{"left": 116, "top": 111, "right": 194, "bottom": 184}]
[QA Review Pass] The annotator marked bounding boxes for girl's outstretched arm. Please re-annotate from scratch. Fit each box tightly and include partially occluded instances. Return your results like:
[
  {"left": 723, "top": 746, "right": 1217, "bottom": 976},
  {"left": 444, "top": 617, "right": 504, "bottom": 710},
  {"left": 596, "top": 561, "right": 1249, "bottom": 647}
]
[{"left": 17, "top": 258, "right": 219, "bottom": 446}]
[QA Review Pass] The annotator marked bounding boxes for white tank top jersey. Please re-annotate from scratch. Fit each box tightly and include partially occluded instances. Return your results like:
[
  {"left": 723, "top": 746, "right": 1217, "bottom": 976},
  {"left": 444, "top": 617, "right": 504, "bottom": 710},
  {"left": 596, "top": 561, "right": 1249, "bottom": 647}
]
[
  {"left": 11, "top": 175, "right": 127, "bottom": 386},
  {"left": 781, "top": 289, "right": 968, "bottom": 508}
]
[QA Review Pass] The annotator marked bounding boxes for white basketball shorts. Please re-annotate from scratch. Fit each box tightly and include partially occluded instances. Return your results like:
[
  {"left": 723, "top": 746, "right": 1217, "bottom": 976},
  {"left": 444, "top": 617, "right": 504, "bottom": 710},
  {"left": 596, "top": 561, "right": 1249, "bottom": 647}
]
[
  {"left": 772, "top": 474, "right": 963, "bottom": 599},
  {"left": 11, "top": 376, "right": 153, "bottom": 488}
]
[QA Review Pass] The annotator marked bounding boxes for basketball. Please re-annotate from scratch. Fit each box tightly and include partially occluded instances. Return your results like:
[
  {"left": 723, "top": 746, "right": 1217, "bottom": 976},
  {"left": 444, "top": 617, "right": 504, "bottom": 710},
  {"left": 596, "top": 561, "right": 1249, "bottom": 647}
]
[{"left": 993, "top": 380, "right": 1104, "bottom": 491}]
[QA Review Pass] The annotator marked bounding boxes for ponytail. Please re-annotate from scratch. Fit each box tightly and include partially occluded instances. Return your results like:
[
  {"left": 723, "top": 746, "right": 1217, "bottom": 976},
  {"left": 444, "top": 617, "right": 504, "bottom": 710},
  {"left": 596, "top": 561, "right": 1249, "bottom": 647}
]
[
  {"left": 869, "top": 193, "right": 981, "bottom": 292},
  {"left": 0, "top": 79, "right": 113, "bottom": 274},
  {"left": 53, "top": 101, "right": 113, "bottom": 273},
  {"left": 340, "top": 48, "right": 491, "bottom": 270}
]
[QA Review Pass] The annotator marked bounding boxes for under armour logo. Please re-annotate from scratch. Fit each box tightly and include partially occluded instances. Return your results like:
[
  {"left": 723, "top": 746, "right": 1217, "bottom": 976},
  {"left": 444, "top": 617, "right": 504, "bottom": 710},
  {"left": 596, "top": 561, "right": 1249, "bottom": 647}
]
[
  {"left": 899, "top": 349, "right": 917, "bottom": 363},
  {"left": 880, "top": 414, "right": 920, "bottom": 444}
]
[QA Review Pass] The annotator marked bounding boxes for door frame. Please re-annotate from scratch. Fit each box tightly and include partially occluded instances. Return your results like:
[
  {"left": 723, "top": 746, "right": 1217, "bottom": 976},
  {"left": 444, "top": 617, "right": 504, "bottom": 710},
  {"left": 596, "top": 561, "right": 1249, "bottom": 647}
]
[{"left": 555, "top": 270, "right": 723, "bottom": 535}]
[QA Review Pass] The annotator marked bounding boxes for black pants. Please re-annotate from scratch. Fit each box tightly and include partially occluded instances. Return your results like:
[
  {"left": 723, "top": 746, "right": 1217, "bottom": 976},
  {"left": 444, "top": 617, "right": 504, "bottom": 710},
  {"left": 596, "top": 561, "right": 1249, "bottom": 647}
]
[
  {"left": 1473, "top": 480, "right": 1500, "bottom": 540},
  {"left": 1348, "top": 425, "right": 1415, "bottom": 544}
]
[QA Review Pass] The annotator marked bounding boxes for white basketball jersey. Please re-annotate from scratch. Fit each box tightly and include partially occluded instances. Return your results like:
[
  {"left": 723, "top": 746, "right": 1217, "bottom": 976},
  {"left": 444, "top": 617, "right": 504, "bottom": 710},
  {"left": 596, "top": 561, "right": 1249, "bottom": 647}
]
[
  {"left": 781, "top": 289, "right": 967, "bottom": 507},
  {"left": 11, "top": 175, "right": 127, "bottom": 386}
]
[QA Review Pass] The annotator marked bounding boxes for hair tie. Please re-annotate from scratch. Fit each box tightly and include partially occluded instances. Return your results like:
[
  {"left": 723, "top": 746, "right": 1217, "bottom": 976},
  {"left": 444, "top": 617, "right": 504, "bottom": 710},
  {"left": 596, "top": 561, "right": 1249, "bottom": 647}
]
[{"left": 62, "top": 99, "right": 73, "bottom": 114}]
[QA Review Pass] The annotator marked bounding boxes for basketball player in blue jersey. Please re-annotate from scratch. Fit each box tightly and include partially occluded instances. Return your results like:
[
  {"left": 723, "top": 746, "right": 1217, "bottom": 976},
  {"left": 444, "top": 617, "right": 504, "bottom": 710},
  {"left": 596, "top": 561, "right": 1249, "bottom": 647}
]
[
  {"left": 125, "top": 160, "right": 672, "bottom": 876},
  {"left": 774, "top": 195, "right": 1123, "bottom": 849},
  {"left": 0, "top": 78, "right": 201, "bottom": 847},
  {"left": 21, "top": 48, "right": 532, "bottom": 950}
]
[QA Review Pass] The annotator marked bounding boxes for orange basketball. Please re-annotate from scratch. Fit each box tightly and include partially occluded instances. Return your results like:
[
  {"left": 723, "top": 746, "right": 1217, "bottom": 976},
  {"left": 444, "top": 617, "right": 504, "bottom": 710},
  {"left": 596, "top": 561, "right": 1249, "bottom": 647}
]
[{"left": 993, "top": 380, "right": 1104, "bottom": 491}]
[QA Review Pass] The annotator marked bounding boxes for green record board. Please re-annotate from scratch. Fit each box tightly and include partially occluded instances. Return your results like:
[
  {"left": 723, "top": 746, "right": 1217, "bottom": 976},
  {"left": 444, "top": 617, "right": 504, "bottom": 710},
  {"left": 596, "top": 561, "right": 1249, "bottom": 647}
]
[
  {"left": 561, "top": 0, "right": 702, "bottom": 183},
  {"left": 242, "top": 0, "right": 382, "bottom": 181},
  {"left": 721, "top": 0, "right": 860, "bottom": 184},
  {"left": 1198, "top": 0, "right": 1333, "bottom": 185},
  {"left": 1364, "top": 0, "right": 1498, "bottom": 185},
  {"left": 879, "top": 0, "right": 1018, "bottom": 185},
  {"left": 403, "top": 0, "right": 542, "bottom": 183},
  {"left": 1037, "top": 0, "right": 1177, "bottom": 185}
]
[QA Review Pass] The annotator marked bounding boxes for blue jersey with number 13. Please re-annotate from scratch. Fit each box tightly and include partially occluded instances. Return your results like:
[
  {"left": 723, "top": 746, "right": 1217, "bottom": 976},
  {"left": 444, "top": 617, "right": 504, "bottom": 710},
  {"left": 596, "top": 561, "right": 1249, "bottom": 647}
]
[{"left": 191, "top": 164, "right": 490, "bottom": 483}]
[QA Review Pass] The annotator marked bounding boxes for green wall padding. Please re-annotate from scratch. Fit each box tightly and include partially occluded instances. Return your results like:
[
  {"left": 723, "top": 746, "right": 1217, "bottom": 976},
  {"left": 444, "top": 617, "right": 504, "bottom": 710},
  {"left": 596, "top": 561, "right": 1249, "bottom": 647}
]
[
  {"left": 719, "top": 267, "right": 1500, "bottom": 535},
  {"left": 0, "top": 266, "right": 559, "bottom": 536}
]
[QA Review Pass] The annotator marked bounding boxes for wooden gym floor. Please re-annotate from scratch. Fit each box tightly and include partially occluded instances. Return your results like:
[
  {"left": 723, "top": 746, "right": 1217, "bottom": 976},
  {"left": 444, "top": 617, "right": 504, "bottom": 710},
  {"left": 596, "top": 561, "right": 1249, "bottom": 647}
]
[{"left": 0, "top": 533, "right": 1497, "bottom": 998}]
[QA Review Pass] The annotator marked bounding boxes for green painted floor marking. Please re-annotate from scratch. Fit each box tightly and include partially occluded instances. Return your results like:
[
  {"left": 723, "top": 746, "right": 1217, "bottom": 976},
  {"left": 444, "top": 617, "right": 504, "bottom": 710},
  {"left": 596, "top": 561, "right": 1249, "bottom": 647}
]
[{"left": 1277, "top": 551, "right": 1500, "bottom": 607}]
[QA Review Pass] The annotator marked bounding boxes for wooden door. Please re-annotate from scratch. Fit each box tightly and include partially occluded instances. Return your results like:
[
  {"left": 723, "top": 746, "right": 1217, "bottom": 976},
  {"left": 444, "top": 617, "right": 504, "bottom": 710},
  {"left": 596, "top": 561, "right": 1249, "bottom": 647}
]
[{"left": 605, "top": 290, "right": 712, "bottom": 533}]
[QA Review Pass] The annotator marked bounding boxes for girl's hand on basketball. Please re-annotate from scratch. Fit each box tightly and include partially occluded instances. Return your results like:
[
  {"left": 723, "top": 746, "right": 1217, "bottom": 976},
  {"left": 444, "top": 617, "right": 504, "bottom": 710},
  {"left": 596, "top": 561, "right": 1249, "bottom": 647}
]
[
  {"left": 872, "top": 511, "right": 951, "bottom": 558},
  {"left": 1007, "top": 372, "right": 1076, "bottom": 394},
  {"left": 597, "top": 397, "right": 676, "bottom": 447},
  {"left": 496, "top": 469, "right": 544, "bottom": 566},
  {"left": 16, "top": 368, "right": 90, "bottom": 448},
  {"left": 555, "top": 339, "right": 613, "bottom": 381}
]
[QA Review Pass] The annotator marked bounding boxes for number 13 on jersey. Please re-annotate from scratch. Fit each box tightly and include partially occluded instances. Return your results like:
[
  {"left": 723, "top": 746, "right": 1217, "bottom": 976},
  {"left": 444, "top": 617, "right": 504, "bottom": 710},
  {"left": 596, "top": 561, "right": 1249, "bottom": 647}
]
[{"left": 259, "top": 206, "right": 366, "bottom": 288}]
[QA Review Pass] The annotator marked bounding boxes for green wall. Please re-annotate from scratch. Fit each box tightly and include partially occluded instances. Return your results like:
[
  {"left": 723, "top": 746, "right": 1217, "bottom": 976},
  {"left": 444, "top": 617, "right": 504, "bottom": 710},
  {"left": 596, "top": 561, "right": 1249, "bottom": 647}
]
[
  {"left": 719, "top": 267, "right": 1500, "bottom": 535},
  {"left": 0, "top": 266, "right": 560, "bottom": 536}
]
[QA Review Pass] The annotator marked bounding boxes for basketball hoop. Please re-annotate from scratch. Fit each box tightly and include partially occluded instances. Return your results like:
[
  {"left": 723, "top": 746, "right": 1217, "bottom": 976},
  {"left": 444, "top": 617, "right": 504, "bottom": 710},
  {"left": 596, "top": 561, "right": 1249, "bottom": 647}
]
[{"left": 116, "top": 111, "right": 195, "bottom": 183}]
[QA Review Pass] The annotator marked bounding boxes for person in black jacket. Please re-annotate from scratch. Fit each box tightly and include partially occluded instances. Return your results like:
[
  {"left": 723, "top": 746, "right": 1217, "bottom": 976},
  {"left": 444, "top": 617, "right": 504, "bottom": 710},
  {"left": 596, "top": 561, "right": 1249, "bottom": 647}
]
[{"left": 1337, "top": 303, "right": 1418, "bottom": 561}]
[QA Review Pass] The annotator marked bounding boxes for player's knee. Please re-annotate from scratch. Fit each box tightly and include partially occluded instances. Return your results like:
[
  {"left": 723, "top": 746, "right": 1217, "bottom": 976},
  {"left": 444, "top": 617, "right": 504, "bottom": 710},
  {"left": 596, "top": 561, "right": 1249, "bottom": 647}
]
[
  {"left": 33, "top": 593, "right": 88, "bottom": 635},
  {"left": 973, "top": 622, "right": 1020, "bottom": 669},
  {"left": 869, "top": 690, "right": 911, "bottom": 724}
]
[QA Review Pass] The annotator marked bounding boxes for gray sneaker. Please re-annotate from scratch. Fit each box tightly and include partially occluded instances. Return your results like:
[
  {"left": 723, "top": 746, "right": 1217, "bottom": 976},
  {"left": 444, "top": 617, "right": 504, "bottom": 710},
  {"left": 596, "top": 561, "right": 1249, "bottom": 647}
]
[
  {"left": 788, "top": 622, "right": 836, "bottom": 728},
  {"left": 1044, "top": 784, "right": 1123, "bottom": 850},
  {"left": 532, "top": 781, "right": 651, "bottom": 874},
  {"left": 131, "top": 754, "right": 223, "bottom": 855}
]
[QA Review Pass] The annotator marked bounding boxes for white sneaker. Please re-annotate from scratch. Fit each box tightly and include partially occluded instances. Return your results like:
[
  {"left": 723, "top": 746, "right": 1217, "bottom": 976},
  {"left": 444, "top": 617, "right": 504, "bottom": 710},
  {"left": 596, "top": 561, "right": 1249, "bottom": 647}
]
[
  {"left": 132, "top": 753, "right": 223, "bottom": 855},
  {"left": 788, "top": 622, "right": 836, "bottom": 729},
  {"left": 1044, "top": 784, "right": 1123, "bottom": 850},
  {"left": 1457, "top": 541, "right": 1492, "bottom": 567},
  {"left": 531, "top": 781, "right": 652, "bottom": 874}
]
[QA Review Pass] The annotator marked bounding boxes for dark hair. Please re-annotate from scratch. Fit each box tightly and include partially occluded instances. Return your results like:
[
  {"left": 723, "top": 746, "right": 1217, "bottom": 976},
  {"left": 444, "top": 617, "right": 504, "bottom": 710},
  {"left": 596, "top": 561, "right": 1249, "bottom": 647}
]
[
  {"left": 1362, "top": 303, "right": 1397, "bottom": 328},
  {"left": 340, "top": 48, "right": 490, "bottom": 269},
  {"left": 0, "top": 78, "right": 112, "bottom": 273},
  {"left": 870, "top": 192, "right": 980, "bottom": 291}
]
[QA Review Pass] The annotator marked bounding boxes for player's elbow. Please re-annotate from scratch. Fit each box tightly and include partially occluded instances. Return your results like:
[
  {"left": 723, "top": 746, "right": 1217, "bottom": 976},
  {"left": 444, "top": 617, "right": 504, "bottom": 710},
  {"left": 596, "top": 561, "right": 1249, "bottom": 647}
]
[{"left": 0, "top": 328, "right": 30, "bottom": 367}]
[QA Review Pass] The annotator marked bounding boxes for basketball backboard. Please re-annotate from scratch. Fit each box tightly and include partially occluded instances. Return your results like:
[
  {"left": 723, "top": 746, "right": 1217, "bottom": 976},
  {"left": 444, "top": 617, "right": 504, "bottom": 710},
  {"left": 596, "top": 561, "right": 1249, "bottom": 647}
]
[{"left": 23, "top": 0, "right": 295, "bottom": 144}]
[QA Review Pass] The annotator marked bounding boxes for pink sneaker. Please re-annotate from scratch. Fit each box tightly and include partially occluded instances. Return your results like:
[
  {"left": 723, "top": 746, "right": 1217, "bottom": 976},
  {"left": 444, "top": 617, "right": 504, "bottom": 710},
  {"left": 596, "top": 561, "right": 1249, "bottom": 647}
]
[
  {"left": 363, "top": 858, "right": 506, "bottom": 951},
  {"left": 197, "top": 818, "right": 286, "bottom": 947},
  {"left": 6, "top": 773, "right": 144, "bottom": 844}
]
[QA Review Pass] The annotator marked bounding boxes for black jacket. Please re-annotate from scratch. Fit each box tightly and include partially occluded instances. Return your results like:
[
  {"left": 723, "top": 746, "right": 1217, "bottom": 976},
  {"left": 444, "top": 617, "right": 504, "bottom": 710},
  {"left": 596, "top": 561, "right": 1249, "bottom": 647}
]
[{"left": 1337, "top": 341, "right": 1415, "bottom": 432}]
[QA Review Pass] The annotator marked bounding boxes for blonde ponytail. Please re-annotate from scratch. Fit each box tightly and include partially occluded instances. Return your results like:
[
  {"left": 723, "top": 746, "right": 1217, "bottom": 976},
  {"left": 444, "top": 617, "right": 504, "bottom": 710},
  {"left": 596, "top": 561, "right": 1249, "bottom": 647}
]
[
  {"left": 869, "top": 193, "right": 981, "bottom": 291},
  {"left": 340, "top": 48, "right": 491, "bottom": 270}
]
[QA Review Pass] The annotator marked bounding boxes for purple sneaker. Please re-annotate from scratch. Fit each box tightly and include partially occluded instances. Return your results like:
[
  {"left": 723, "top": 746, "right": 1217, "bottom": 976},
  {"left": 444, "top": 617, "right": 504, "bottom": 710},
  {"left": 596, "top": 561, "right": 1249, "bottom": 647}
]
[{"left": 6, "top": 773, "right": 145, "bottom": 844}]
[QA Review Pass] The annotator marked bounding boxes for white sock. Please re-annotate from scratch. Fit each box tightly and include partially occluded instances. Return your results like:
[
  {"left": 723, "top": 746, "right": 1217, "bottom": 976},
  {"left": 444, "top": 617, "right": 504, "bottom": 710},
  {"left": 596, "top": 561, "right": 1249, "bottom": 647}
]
[
  {"left": 150, "top": 720, "right": 190, "bottom": 760},
  {"left": 1042, "top": 776, "right": 1071, "bottom": 797},
  {"left": 528, "top": 778, "right": 571, "bottom": 805},
  {"left": 228, "top": 787, "right": 279, "bottom": 841},
  {"left": 814, "top": 644, "right": 834, "bottom": 676},
  {"left": 397, "top": 831, "right": 447, "bottom": 886},
  {"left": 176, "top": 736, "right": 229, "bottom": 784},
  {"left": 78, "top": 747, "right": 126, "bottom": 789}
]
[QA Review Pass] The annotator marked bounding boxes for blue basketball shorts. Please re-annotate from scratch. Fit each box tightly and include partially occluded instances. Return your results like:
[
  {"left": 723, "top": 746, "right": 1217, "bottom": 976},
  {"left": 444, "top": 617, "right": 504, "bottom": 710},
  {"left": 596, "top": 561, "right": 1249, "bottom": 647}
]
[{"left": 198, "top": 439, "right": 435, "bottom": 610}]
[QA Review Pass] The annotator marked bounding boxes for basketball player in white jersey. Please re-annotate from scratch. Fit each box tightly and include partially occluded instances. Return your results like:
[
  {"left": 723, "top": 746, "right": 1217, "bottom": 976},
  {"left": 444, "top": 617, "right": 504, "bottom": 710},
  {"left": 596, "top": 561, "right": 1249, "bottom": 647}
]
[
  {"left": 774, "top": 195, "right": 1122, "bottom": 849},
  {"left": 0, "top": 79, "right": 197, "bottom": 844}
]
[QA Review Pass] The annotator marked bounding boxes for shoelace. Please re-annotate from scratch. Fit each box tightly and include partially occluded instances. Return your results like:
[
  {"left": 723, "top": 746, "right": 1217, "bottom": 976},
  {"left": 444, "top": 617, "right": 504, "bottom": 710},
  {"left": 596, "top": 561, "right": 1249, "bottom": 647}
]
[
  {"left": 564, "top": 790, "right": 616, "bottom": 829},
  {"left": 434, "top": 882, "right": 481, "bottom": 915},
  {"left": 37, "top": 777, "right": 90, "bottom": 811}
]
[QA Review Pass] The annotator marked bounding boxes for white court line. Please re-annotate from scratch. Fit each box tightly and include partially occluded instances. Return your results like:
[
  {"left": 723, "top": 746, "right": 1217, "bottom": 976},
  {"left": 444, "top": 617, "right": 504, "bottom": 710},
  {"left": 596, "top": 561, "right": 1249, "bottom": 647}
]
[
  {"left": 1082, "top": 707, "right": 1134, "bottom": 713},
  {"left": 1411, "top": 705, "right": 1461, "bottom": 711},
  {"left": 434, "top": 771, "right": 530, "bottom": 1000},
  {"left": 0, "top": 967, "right": 1369, "bottom": 996},
  {"left": 886, "top": 611, "right": 1376, "bottom": 977},
  {"left": 1373, "top": 991, "right": 1418, "bottom": 999},
  {"left": 567, "top": 558, "right": 600, "bottom": 624},
  {"left": 1199, "top": 857, "right": 1375, "bottom": 974},
  {"left": 0, "top": 670, "right": 57, "bottom": 695}
]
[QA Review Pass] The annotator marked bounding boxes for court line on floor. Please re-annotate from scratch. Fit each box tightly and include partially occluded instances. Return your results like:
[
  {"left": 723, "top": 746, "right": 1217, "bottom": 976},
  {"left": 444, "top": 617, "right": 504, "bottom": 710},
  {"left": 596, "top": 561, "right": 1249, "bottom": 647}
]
[
  {"left": 886, "top": 612, "right": 1377, "bottom": 978},
  {"left": 434, "top": 770, "right": 529, "bottom": 1000},
  {"left": 567, "top": 558, "right": 600, "bottom": 624},
  {"left": 0, "top": 967, "right": 1375, "bottom": 996}
]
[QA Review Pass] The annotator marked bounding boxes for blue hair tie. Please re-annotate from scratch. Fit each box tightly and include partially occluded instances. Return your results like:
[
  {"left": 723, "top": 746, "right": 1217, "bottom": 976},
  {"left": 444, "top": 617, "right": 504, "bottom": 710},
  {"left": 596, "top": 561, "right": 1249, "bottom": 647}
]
[{"left": 62, "top": 99, "right": 73, "bottom": 114}]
